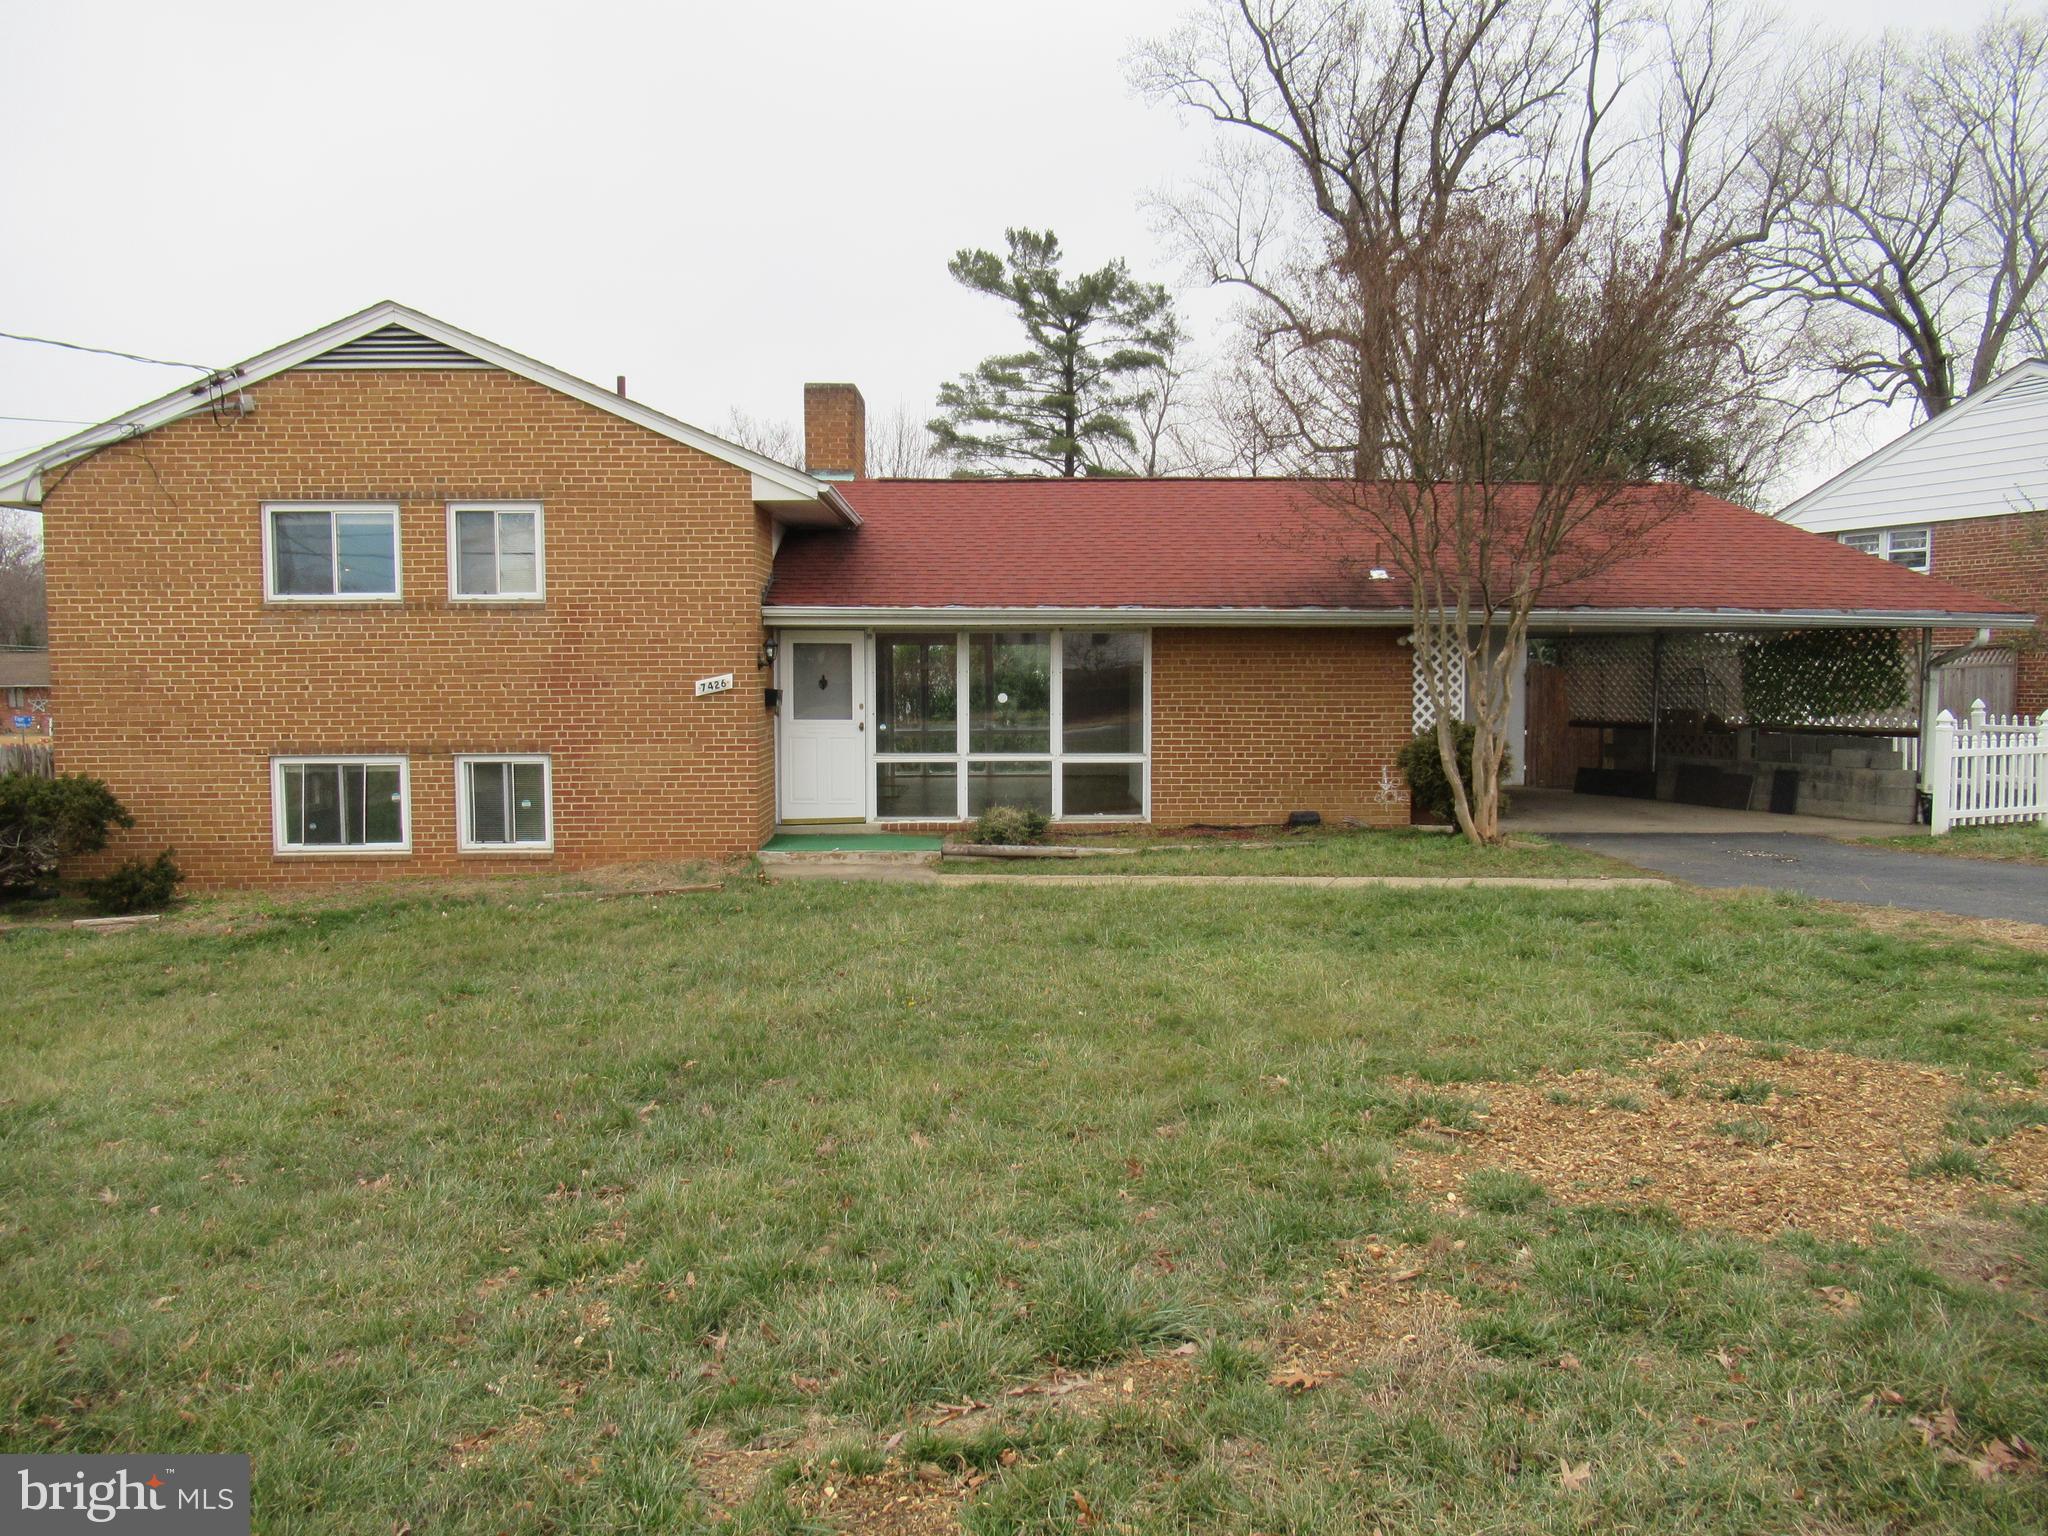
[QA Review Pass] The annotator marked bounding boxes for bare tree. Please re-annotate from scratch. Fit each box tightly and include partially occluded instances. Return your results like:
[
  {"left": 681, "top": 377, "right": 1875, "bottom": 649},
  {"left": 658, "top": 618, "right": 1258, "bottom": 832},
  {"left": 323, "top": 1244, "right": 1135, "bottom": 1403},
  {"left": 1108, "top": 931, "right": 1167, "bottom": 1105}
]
[
  {"left": 1138, "top": 0, "right": 1774, "bottom": 842},
  {"left": 1104, "top": 320, "right": 1237, "bottom": 475},
  {"left": 716, "top": 407, "right": 805, "bottom": 467},
  {"left": 0, "top": 513, "right": 44, "bottom": 648},
  {"left": 1758, "top": 8, "right": 2048, "bottom": 417},
  {"left": 865, "top": 401, "right": 946, "bottom": 478}
]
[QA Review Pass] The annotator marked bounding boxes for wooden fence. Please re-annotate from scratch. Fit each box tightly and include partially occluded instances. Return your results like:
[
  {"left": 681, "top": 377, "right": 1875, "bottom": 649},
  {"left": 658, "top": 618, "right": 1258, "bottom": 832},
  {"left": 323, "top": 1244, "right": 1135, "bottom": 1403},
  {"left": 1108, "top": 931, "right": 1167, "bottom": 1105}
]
[
  {"left": 1926, "top": 702, "right": 2048, "bottom": 834},
  {"left": 1, "top": 741, "right": 53, "bottom": 777}
]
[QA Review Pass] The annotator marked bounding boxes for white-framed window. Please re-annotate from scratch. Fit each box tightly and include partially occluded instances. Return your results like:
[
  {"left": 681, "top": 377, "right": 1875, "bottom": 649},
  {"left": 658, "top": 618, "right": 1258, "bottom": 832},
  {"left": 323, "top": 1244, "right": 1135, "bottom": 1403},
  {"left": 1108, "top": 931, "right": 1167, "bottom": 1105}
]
[
  {"left": 271, "top": 756, "right": 410, "bottom": 853},
  {"left": 448, "top": 502, "right": 544, "bottom": 601},
  {"left": 456, "top": 755, "right": 553, "bottom": 851},
  {"left": 263, "top": 502, "right": 401, "bottom": 600},
  {"left": 871, "top": 629, "right": 1149, "bottom": 822},
  {"left": 1839, "top": 526, "right": 1930, "bottom": 571}
]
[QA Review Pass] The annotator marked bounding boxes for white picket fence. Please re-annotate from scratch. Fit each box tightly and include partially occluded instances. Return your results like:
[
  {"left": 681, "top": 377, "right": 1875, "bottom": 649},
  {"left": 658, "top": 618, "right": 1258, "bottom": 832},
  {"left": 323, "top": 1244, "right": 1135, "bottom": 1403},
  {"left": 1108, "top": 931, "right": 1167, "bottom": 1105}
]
[{"left": 1926, "top": 702, "right": 2048, "bottom": 834}]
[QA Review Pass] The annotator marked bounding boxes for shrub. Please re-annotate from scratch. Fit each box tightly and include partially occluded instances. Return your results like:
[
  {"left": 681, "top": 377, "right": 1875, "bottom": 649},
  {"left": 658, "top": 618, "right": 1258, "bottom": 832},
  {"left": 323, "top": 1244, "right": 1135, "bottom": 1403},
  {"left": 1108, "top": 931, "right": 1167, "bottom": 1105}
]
[
  {"left": 0, "top": 773, "right": 133, "bottom": 898},
  {"left": 1396, "top": 723, "right": 1511, "bottom": 823},
  {"left": 83, "top": 850, "right": 184, "bottom": 915},
  {"left": 973, "top": 804, "right": 1049, "bottom": 846}
]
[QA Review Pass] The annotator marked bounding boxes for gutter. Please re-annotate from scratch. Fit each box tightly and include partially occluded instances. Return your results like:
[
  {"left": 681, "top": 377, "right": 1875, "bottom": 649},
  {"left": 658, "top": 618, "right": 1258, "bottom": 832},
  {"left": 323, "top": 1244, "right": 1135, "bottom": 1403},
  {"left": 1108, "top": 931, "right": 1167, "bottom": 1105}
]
[{"left": 762, "top": 604, "right": 2035, "bottom": 631}]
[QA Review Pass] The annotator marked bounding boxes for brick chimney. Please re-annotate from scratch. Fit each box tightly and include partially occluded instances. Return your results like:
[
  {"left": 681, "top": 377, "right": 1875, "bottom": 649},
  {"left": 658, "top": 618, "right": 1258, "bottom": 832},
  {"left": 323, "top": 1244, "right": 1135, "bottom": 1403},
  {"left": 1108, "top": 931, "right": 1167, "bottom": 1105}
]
[{"left": 803, "top": 383, "right": 866, "bottom": 480}]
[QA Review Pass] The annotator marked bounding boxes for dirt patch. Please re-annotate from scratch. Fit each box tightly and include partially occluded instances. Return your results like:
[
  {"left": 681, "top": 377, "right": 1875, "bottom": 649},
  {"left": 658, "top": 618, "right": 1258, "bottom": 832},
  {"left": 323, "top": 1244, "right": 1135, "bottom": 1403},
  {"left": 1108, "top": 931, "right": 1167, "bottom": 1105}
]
[
  {"left": 789, "top": 1465, "right": 969, "bottom": 1534},
  {"left": 1000, "top": 1349, "right": 1198, "bottom": 1417},
  {"left": 688, "top": 1424, "right": 828, "bottom": 1516},
  {"left": 1399, "top": 1034, "right": 2048, "bottom": 1242},
  {"left": 1267, "top": 1243, "right": 1482, "bottom": 1398}
]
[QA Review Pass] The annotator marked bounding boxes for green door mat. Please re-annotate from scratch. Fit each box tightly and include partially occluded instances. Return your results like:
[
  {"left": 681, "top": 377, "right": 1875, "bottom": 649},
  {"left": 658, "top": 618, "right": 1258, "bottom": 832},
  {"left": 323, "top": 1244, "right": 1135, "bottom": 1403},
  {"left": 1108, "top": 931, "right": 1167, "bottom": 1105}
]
[{"left": 762, "top": 833, "right": 945, "bottom": 852}]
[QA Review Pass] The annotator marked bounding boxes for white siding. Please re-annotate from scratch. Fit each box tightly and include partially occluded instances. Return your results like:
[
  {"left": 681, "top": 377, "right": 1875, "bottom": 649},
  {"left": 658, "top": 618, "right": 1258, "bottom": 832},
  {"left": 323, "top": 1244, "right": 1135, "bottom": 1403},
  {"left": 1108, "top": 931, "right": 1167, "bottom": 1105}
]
[{"left": 1781, "top": 362, "right": 2048, "bottom": 534}]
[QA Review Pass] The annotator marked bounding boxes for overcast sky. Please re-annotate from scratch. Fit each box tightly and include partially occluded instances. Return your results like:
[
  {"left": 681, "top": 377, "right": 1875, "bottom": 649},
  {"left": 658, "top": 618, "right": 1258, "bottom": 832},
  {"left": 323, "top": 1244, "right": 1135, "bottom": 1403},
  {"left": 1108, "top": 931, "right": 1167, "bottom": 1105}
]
[{"left": 0, "top": 0, "right": 2023, "bottom": 505}]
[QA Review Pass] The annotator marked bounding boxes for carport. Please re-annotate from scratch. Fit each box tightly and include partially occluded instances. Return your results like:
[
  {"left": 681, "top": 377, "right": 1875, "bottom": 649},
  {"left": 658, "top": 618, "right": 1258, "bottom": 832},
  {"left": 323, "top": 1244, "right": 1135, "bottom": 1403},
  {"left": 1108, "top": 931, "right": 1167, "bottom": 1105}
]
[{"left": 1515, "top": 625, "right": 2018, "bottom": 827}]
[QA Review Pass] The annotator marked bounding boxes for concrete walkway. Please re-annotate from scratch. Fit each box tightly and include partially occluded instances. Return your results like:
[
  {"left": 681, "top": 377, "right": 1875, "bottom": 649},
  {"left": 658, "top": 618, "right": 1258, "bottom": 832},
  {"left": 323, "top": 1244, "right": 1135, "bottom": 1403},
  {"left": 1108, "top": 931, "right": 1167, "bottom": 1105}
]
[{"left": 1555, "top": 832, "right": 2048, "bottom": 923}]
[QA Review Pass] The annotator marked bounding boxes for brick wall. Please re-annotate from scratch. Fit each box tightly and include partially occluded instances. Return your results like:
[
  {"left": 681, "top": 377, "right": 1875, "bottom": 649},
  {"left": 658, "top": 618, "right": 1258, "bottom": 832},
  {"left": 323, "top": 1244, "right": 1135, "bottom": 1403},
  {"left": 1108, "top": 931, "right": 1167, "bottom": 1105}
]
[
  {"left": 1149, "top": 626, "right": 1411, "bottom": 827},
  {"left": 802, "top": 384, "right": 865, "bottom": 480},
  {"left": 41, "top": 368, "right": 777, "bottom": 889},
  {"left": 1928, "top": 511, "right": 2048, "bottom": 714},
  {"left": 5, "top": 685, "right": 52, "bottom": 737}
]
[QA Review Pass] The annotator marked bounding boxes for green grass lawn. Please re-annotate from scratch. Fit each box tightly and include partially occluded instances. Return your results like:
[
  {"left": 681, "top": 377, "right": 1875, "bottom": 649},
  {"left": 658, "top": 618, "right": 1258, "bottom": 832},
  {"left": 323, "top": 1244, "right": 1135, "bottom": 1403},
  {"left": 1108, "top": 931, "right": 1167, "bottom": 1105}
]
[
  {"left": 1864, "top": 823, "right": 2048, "bottom": 866},
  {"left": 4, "top": 877, "right": 2047, "bottom": 1532},
  {"left": 947, "top": 825, "right": 1627, "bottom": 877}
]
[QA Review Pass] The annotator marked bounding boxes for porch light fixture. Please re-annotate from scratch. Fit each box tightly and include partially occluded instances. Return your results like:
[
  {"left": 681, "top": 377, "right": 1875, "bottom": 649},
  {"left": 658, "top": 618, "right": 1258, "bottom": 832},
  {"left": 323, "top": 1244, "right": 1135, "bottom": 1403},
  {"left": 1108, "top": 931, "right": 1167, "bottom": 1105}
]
[{"left": 758, "top": 638, "right": 778, "bottom": 669}]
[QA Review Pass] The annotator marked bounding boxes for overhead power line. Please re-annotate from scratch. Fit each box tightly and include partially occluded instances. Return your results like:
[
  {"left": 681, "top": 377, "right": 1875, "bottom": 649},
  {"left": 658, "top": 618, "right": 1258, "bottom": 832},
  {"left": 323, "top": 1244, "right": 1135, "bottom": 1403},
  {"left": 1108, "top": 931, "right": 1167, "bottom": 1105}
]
[
  {"left": 0, "top": 413, "right": 99, "bottom": 426},
  {"left": 0, "top": 329, "right": 217, "bottom": 373}
]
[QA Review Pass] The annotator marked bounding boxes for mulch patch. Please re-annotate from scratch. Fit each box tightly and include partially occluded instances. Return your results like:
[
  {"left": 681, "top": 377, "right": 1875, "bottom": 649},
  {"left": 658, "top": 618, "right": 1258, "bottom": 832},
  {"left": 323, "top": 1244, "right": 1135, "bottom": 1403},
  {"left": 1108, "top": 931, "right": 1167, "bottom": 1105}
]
[{"left": 1399, "top": 1034, "right": 2048, "bottom": 1241}]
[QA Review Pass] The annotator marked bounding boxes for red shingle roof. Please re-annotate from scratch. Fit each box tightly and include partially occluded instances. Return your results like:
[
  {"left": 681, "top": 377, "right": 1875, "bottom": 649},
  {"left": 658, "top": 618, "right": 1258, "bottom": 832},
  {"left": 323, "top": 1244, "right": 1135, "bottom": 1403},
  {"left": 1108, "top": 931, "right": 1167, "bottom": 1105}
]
[{"left": 768, "top": 478, "right": 2028, "bottom": 621}]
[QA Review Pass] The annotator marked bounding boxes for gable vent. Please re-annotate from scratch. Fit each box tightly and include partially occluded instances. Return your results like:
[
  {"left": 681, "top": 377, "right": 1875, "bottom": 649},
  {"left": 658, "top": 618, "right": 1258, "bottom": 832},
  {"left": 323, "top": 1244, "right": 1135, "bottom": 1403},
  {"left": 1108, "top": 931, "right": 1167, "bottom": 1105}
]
[{"left": 301, "top": 324, "right": 491, "bottom": 370}]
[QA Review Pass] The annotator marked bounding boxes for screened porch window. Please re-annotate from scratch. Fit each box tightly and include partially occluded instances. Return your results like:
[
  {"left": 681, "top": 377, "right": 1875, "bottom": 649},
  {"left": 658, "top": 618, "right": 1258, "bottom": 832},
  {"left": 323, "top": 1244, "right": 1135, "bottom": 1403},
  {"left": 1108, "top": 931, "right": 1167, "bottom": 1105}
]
[{"left": 873, "top": 629, "right": 1147, "bottom": 820}]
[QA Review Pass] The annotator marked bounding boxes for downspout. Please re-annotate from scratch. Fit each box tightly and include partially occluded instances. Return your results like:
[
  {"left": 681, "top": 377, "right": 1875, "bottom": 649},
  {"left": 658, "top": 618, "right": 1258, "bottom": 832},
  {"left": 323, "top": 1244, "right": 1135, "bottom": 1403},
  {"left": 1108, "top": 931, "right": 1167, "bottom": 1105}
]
[
  {"left": 1915, "top": 627, "right": 1934, "bottom": 822},
  {"left": 1648, "top": 633, "right": 1664, "bottom": 784}
]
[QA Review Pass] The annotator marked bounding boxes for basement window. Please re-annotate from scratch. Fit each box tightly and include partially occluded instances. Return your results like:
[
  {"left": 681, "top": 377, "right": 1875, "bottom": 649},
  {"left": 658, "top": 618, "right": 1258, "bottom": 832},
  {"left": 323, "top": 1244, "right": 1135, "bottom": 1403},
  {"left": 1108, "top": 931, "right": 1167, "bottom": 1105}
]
[
  {"left": 1839, "top": 526, "right": 1929, "bottom": 571},
  {"left": 273, "top": 757, "right": 409, "bottom": 853},
  {"left": 449, "top": 503, "right": 544, "bottom": 600},
  {"left": 457, "top": 755, "right": 552, "bottom": 850},
  {"left": 264, "top": 503, "right": 401, "bottom": 600}
]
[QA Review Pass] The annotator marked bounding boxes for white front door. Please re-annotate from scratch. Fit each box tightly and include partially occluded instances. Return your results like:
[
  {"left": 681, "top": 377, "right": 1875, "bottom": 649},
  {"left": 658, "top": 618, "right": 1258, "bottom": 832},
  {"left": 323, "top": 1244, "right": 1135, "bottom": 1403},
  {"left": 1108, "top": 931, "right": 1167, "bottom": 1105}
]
[{"left": 778, "top": 632, "right": 868, "bottom": 821}]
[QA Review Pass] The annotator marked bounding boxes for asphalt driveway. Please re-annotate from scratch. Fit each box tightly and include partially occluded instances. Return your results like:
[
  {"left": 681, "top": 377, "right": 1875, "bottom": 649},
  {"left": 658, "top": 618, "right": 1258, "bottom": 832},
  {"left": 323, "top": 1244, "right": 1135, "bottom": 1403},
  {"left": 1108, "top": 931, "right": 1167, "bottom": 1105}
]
[{"left": 1557, "top": 833, "right": 2048, "bottom": 924}]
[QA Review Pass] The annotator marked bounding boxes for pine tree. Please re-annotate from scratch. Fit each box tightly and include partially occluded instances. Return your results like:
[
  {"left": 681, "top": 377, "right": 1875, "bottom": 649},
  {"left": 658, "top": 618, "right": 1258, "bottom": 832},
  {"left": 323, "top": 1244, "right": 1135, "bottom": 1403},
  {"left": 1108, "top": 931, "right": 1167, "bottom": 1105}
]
[{"left": 930, "top": 229, "right": 1178, "bottom": 477}]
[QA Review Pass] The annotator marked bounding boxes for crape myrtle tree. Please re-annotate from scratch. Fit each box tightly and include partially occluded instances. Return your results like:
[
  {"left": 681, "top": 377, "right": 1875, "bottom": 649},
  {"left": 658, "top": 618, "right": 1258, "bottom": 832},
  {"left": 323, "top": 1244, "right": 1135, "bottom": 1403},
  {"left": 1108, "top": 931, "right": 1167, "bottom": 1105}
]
[
  {"left": 1137, "top": 0, "right": 1791, "bottom": 844},
  {"left": 930, "top": 229, "right": 1181, "bottom": 477}
]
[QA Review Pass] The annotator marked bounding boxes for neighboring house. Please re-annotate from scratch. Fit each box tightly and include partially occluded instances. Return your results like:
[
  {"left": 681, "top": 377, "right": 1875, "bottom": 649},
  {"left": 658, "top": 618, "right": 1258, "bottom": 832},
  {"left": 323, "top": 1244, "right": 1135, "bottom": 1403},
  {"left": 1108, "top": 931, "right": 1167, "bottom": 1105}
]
[
  {"left": 0, "top": 302, "right": 2029, "bottom": 889},
  {"left": 1781, "top": 360, "right": 2048, "bottom": 714},
  {"left": 0, "top": 647, "right": 51, "bottom": 737}
]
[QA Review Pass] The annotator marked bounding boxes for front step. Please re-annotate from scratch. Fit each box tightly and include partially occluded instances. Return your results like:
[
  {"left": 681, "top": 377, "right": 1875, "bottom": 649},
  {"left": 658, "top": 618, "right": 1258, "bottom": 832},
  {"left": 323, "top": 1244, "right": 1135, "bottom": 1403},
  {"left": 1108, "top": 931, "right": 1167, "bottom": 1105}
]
[{"left": 758, "top": 848, "right": 940, "bottom": 869}]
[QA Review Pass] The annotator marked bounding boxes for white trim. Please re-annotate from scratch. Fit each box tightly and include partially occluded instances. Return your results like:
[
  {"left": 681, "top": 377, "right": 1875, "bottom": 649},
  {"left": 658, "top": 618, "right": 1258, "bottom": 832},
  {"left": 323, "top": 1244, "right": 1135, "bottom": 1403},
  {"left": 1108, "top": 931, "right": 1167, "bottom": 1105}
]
[
  {"left": 1780, "top": 359, "right": 2048, "bottom": 531},
  {"left": 454, "top": 754, "right": 554, "bottom": 852},
  {"left": 0, "top": 301, "right": 857, "bottom": 524},
  {"left": 270, "top": 755, "right": 411, "bottom": 855},
  {"left": 765, "top": 604, "right": 2033, "bottom": 631},
  {"left": 261, "top": 501, "right": 402, "bottom": 603},
  {"left": 447, "top": 501, "right": 546, "bottom": 603}
]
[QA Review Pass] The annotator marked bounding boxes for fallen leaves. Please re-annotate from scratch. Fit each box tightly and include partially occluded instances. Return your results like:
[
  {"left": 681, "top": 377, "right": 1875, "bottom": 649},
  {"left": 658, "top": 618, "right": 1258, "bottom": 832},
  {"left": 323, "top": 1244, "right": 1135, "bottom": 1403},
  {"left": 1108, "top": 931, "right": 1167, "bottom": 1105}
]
[
  {"left": 1863, "top": 1392, "right": 2040, "bottom": 1484},
  {"left": 1965, "top": 1436, "right": 2039, "bottom": 1483},
  {"left": 1266, "top": 1367, "right": 1330, "bottom": 1393},
  {"left": 1556, "top": 1458, "right": 1594, "bottom": 1493}
]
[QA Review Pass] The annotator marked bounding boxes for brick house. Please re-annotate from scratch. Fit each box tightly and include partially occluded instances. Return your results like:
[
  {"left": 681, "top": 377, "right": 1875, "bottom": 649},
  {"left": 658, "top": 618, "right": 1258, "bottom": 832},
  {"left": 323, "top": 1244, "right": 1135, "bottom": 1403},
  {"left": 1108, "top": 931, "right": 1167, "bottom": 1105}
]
[
  {"left": 1782, "top": 360, "right": 2048, "bottom": 715},
  {"left": 1, "top": 648, "right": 51, "bottom": 737},
  {"left": 0, "top": 303, "right": 2030, "bottom": 888}
]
